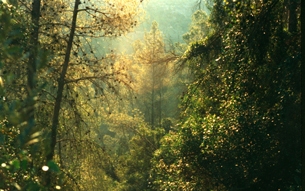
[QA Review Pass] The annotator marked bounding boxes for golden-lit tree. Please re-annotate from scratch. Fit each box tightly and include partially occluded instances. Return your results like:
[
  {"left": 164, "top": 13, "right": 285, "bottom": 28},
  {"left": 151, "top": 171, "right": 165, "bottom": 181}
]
[
  {"left": 133, "top": 21, "right": 177, "bottom": 128},
  {"left": 0, "top": 0, "right": 144, "bottom": 189},
  {"left": 40, "top": 0, "right": 143, "bottom": 188}
]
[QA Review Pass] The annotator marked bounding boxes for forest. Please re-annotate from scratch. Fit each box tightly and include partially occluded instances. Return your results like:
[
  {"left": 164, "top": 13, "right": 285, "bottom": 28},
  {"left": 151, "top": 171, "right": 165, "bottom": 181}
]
[{"left": 0, "top": 0, "right": 301, "bottom": 190}]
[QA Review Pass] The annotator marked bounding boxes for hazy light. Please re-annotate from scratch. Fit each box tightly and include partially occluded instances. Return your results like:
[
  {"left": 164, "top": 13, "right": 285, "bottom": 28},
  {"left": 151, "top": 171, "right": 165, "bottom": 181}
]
[
  {"left": 1, "top": 163, "right": 6, "bottom": 167},
  {"left": 42, "top": 165, "right": 49, "bottom": 171},
  {"left": 55, "top": 185, "right": 61, "bottom": 190}
]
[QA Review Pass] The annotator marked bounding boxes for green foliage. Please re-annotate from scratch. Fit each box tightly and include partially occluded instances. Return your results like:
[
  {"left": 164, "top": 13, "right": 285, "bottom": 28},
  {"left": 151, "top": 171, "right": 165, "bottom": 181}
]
[
  {"left": 98, "top": 105, "right": 165, "bottom": 191},
  {"left": 0, "top": 3, "right": 63, "bottom": 190},
  {"left": 152, "top": 0, "right": 301, "bottom": 190},
  {"left": 182, "top": 10, "right": 212, "bottom": 43}
]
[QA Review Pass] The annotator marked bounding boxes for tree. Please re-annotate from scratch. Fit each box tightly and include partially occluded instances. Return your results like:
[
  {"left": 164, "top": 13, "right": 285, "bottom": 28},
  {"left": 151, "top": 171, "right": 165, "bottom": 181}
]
[
  {"left": 24, "top": 0, "right": 143, "bottom": 187},
  {"left": 0, "top": 1, "right": 52, "bottom": 189},
  {"left": 152, "top": 0, "right": 301, "bottom": 190},
  {"left": 133, "top": 21, "right": 178, "bottom": 128},
  {"left": 1, "top": 0, "right": 144, "bottom": 189}
]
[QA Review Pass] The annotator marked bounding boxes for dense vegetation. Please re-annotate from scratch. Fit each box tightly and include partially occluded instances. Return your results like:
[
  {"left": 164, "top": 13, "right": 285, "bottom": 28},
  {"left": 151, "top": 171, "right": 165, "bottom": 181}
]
[{"left": 0, "top": 0, "right": 301, "bottom": 190}]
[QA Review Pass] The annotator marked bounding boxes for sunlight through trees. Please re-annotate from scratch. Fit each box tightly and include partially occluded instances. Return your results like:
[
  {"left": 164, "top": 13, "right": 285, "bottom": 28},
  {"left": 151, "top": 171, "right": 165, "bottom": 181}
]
[{"left": 0, "top": 0, "right": 301, "bottom": 190}]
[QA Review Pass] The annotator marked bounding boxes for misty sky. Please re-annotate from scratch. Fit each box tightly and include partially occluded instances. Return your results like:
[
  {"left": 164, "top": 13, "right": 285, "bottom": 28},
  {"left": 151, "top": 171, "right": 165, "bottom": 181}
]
[{"left": 113, "top": 0, "right": 199, "bottom": 53}]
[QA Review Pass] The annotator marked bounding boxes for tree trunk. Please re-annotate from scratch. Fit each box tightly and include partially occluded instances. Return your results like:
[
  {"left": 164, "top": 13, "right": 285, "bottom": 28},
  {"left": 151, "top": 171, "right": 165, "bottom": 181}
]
[
  {"left": 46, "top": 0, "right": 80, "bottom": 186},
  {"left": 288, "top": 0, "right": 297, "bottom": 33},
  {"left": 159, "top": 79, "right": 162, "bottom": 126},
  {"left": 27, "top": 0, "right": 40, "bottom": 129},
  {"left": 151, "top": 63, "right": 155, "bottom": 129}
]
